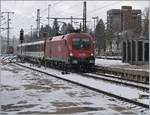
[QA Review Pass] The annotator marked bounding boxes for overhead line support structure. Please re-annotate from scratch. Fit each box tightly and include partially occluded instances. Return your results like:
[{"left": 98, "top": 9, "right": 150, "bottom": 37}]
[
  {"left": 48, "top": 4, "right": 51, "bottom": 27},
  {"left": 47, "top": 17, "right": 83, "bottom": 31},
  {"left": 2, "top": 11, "right": 14, "bottom": 53},
  {"left": 83, "top": 1, "right": 87, "bottom": 33}
]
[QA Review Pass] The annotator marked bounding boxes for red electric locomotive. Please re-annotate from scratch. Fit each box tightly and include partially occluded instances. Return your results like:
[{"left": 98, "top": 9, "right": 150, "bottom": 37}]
[
  {"left": 17, "top": 32, "right": 95, "bottom": 69},
  {"left": 45, "top": 33, "right": 95, "bottom": 68}
]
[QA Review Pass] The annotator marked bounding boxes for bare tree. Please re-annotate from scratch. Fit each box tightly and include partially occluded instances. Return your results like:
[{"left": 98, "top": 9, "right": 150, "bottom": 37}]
[
  {"left": 143, "top": 7, "right": 149, "bottom": 38},
  {"left": 95, "top": 19, "right": 106, "bottom": 55}
]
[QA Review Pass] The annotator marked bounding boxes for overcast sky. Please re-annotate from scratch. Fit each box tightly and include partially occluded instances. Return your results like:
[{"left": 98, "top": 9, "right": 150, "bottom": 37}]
[{"left": 1, "top": 0, "right": 149, "bottom": 39}]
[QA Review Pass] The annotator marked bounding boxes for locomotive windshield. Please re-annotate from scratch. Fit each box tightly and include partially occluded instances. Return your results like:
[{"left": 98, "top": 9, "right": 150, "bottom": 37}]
[{"left": 72, "top": 38, "right": 90, "bottom": 49}]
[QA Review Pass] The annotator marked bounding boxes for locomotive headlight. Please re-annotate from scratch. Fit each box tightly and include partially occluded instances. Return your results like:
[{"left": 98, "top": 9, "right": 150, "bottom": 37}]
[
  {"left": 91, "top": 53, "right": 94, "bottom": 56},
  {"left": 70, "top": 53, "right": 73, "bottom": 56}
]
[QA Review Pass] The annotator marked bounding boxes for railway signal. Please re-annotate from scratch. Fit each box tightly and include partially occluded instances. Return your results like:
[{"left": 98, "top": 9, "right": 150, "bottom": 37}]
[
  {"left": 20, "top": 29, "right": 24, "bottom": 43},
  {"left": 20, "top": 29, "right": 24, "bottom": 58}
]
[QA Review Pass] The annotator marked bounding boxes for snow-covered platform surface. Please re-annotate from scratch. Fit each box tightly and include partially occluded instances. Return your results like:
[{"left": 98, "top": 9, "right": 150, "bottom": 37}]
[
  {"left": 95, "top": 58, "right": 149, "bottom": 72},
  {"left": 96, "top": 56, "right": 122, "bottom": 60},
  {"left": 1, "top": 62, "right": 149, "bottom": 115}
]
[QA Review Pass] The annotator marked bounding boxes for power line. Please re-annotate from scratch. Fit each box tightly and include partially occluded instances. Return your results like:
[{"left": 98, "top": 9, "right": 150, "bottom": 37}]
[
  {"left": 48, "top": 17, "right": 83, "bottom": 20},
  {"left": 48, "top": 4, "right": 51, "bottom": 26},
  {"left": 37, "top": 2, "right": 62, "bottom": 27},
  {"left": 74, "top": 1, "right": 121, "bottom": 18},
  {"left": 52, "top": 1, "right": 62, "bottom": 6},
  {"left": 88, "top": 1, "right": 122, "bottom": 15},
  {"left": 36, "top": 9, "right": 40, "bottom": 38},
  {"left": 1, "top": 21, "right": 7, "bottom": 26}
]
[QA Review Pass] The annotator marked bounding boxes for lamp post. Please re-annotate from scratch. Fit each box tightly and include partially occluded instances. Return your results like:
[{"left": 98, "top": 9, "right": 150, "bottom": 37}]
[
  {"left": 30, "top": 25, "right": 33, "bottom": 41},
  {"left": 92, "top": 16, "right": 98, "bottom": 39}
]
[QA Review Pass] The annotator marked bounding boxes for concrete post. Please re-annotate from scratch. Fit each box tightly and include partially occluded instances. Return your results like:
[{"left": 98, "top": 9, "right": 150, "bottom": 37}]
[
  {"left": 142, "top": 41, "right": 145, "bottom": 64},
  {"left": 130, "top": 40, "right": 133, "bottom": 64},
  {"left": 126, "top": 40, "right": 128, "bottom": 62},
  {"left": 135, "top": 41, "right": 138, "bottom": 64}
]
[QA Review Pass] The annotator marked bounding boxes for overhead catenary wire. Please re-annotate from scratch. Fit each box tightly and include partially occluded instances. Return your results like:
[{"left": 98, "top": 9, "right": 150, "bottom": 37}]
[
  {"left": 73, "top": 1, "right": 122, "bottom": 18},
  {"left": 87, "top": 1, "right": 122, "bottom": 16}
]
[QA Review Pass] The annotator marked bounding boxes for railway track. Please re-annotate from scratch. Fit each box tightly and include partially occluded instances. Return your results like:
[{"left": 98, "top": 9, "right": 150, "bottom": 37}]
[
  {"left": 81, "top": 72, "right": 149, "bottom": 91},
  {"left": 14, "top": 62, "right": 149, "bottom": 109},
  {"left": 3, "top": 55, "right": 148, "bottom": 87}
]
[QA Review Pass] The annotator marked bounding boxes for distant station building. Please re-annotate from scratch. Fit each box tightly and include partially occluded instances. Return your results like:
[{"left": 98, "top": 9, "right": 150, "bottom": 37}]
[
  {"left": 107, "top": 9, "right": 121, "bottom": 32},
  {"left": 106, "top": 6, "right": 142, "bottom": 56},
  {"left": 106, "top": 9, "right": 121, "bottom": 55},
  {"left": 121, "top": 6, "right": 148, "bottom": 65},
  {"left": 122, "top": 34, "right": 149, "bottom": 65}
]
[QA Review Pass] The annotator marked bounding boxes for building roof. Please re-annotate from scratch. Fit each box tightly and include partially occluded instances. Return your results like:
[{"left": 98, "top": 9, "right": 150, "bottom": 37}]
[{"left": 107, "top": 9, "right": 121, "bottom": 14}]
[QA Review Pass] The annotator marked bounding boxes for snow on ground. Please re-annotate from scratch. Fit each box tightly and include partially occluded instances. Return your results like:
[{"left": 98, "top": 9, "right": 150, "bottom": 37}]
[
  {"left": 95, "top": 58, "right": 149, "bottom": 72},
  {"left": 95, "top": 59, "right": 128, "bottom": 67},
  {"left": 96, "top": 56, "right": 122, "bottom": 60},
  {"left": 19, "top": 63, "right": 149, "bottom": 105},
  {"left": 1, "top": 62, "right": 149, "bottom": 115},
  {"left": 20, "top": 63, "right": 149, "bottom": 104}
]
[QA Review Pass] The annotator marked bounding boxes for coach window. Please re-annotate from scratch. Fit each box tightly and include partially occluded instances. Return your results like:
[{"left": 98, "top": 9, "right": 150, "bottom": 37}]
[
  {"left": 37, "top": 44, "right": 40, "bottom": 52},
  {"left": 34, "top": 45, "right": 36, "bottom": 52},
  {"left": 35, "top": 45, "right": 38, "bottom": 52},
  {"left": 25, "top": 46, "right": 26, "bottom": 51},
  {"left": 28, "top": 45, "right": 29, "bottom": 51},
  {"left": 35, "top": 45, "right": 37, "bottom": 52},
  {"left": 32, "top": 45, "right": 34, "bottom": 51},
  {"left": 29, "top": 45, "right": 31, "bottom": 51},
  {"left": 29, "top": 45, "right": 32, "bottom": 52}
]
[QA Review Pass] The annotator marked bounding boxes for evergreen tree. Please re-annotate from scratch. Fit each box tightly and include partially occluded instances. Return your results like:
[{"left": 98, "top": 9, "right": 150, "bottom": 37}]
[
  {"left": 143, "top": 7, "right": 149, "bottom": 38},
  {"left": 39, "top": 25, "right": 44, "bottom": 38},
  {"left": 52, "top": 19, "right": 59, "bottom": 36},
  {"left": 45, "top": 25, "right": 52, "bottom": 37},
  {"left": 66, "top": 23, "right": 74, "bottom": 33},
  {"left": 32, "top": 31, "right": 38, "bottom": 41},
  {"left": 60, "top": 22, "right": 67, "bottom": 34},
  {"left": 95, "top": 19, "right": 106, "bottom": 55}
]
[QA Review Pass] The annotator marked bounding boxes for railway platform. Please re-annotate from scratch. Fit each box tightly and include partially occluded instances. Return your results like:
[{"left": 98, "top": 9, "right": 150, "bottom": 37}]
[{"left": 95, "top": 58, "right": 149, "bottom": 83}]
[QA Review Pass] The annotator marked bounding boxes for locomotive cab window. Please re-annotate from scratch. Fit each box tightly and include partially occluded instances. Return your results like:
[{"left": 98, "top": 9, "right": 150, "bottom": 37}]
[{"left": 72, "top": 38, "right": 90, "bottom": 49}]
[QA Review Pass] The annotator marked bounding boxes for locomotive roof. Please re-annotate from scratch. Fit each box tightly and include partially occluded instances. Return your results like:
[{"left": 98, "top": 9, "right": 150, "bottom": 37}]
[
  {"left": 49, "top": 35, "right": 65, "bottom": 41},
  {"left": 18, "top": 40, "right": 44, "bottom": 47},
  {"left": 48, "top": 33, "right": 91, "bottom": 41}
]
